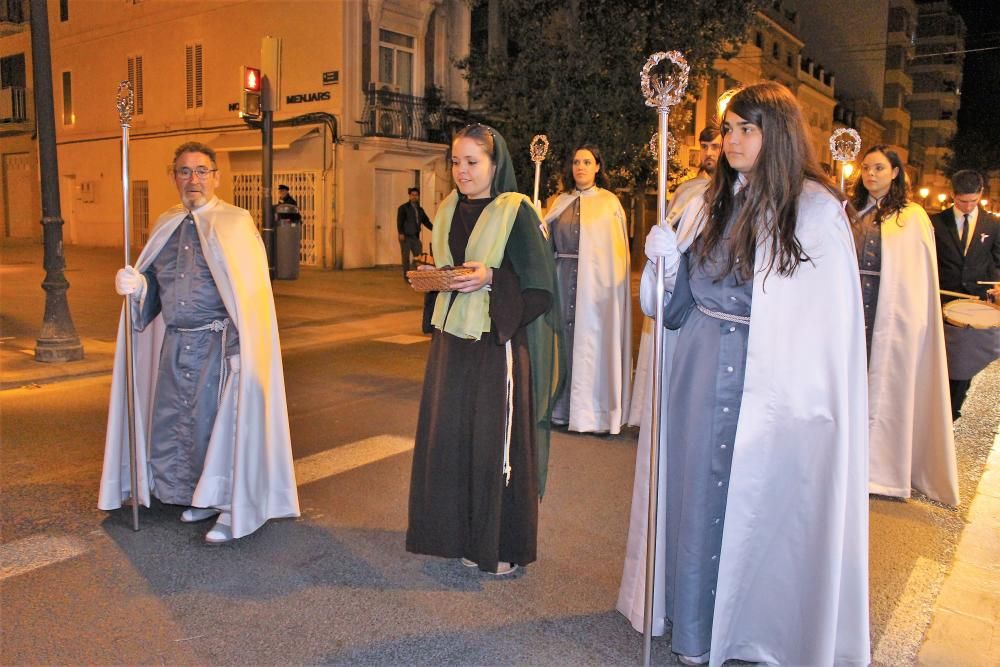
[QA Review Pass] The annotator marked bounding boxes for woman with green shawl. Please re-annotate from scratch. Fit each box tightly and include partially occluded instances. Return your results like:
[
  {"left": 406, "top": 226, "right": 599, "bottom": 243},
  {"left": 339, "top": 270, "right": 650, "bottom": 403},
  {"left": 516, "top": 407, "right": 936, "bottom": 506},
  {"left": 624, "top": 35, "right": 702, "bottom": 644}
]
[{"left": 406, "top": 124, "right": 563, "bottom": 576}]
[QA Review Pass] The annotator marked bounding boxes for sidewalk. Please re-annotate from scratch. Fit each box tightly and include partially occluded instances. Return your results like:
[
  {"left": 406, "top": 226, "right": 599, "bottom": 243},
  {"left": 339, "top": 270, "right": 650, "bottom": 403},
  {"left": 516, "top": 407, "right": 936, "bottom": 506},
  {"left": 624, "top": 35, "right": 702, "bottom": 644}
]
[
  {"left": 0, "top": 239, "right": 424, "bottom": 390},
  {"left": 3, "top": 238, "right": 999, "bottom": 665}
]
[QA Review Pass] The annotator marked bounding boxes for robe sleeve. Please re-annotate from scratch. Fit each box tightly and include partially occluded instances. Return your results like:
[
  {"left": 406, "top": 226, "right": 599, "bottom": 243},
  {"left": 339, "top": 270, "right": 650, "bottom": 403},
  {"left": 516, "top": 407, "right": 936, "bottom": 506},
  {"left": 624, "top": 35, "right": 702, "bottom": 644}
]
[{"left": 132, "top": 267, "right": 162, "bottom": 331}]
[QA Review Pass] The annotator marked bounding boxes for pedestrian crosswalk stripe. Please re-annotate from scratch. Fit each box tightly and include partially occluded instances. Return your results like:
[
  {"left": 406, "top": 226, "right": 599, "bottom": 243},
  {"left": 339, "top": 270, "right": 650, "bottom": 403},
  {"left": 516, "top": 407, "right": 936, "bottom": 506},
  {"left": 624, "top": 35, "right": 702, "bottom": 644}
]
[
  {"left": 374, "top": 334, "right": 429, "bottom": 345},
  {"left": 0, "top": 535, "right": 89, "bottom": 581},
  {"left": 294, "top": 435, "right": 414, "bottom": 486}
]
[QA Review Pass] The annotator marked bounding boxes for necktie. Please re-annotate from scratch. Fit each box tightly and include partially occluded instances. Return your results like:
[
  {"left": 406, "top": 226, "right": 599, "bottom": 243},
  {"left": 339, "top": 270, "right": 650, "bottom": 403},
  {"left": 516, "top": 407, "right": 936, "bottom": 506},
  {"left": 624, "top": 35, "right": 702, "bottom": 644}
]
[{"left": 960, "top": 213, "right": 970, "bottom": 255}]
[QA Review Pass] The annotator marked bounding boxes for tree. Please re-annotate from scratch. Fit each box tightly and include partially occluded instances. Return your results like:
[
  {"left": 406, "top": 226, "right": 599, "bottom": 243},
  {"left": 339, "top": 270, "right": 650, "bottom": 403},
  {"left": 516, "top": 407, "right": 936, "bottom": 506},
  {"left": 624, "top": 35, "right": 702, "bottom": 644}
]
[
  {"left": 458, "top": 0, "right": 761, "bottom": 198},
  {"left": 943, "top": 128, "right": 1000, "bottom": 182}
]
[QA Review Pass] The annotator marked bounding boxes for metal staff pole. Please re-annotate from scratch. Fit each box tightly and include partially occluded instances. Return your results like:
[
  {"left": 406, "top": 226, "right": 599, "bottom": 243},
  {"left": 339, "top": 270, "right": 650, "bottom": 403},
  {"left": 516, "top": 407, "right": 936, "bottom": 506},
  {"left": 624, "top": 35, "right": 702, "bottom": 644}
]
[
  {"left": 640, "top": 51, "right": 689, "bottom": 667},
  {"left": 530, "top": 134, "right": 549, "bottom": 209},
  {"left": 116, "top": 81, "right": 140, "bottom": 532},
  {"left": 830, "top": 127, "right": 861, "bottom": 192}
]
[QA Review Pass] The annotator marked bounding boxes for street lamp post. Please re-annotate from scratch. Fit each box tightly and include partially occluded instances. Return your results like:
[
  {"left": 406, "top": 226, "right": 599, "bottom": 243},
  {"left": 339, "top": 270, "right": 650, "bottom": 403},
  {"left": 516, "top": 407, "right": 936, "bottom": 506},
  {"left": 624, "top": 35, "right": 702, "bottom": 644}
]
[
  {"left": 918, "top": 186, "right": 930, "bottom": 209},
  {"left": 29, "top": 0, "right": 83, "bottom": 362},
  {"left": 937, "top": 193, "right": 947, "bottom": 210}
]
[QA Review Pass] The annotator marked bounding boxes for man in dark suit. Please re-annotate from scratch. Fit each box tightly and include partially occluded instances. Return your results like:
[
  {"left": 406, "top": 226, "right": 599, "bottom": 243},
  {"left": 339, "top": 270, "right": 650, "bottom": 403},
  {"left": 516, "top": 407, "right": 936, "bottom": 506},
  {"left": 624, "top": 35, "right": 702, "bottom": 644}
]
[
  {"left": 397, "top": 187, "right": 432, "bottom": 277},
  {"left": 929, "top": 169, "right": 1000, "bottom": 418}
]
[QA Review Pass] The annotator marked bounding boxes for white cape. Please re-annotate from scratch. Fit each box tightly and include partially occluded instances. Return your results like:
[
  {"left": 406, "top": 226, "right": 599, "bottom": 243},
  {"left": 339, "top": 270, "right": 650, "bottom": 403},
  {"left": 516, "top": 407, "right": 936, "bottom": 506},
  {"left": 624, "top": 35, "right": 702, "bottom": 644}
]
[
  {"left": 627, "top": 176, "right": 709, "bottom": 427},
  {"left": 545, "top": 187, "right": 632, "bottom": 433},
  {"left": 868, "top": 203, "right": 958, "bottom": 505},
  {"left": 99, "top": 197, "right": 300, "bottom": 539},
  {"left": 618, "top": 182, "right": 870, "bottom": 666}
]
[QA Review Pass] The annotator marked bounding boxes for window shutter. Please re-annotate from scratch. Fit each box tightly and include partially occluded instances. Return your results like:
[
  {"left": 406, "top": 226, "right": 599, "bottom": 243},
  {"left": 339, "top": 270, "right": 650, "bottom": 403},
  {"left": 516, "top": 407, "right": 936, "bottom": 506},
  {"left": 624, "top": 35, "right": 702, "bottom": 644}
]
[{"left": 185, "top": 46, "right": 193, "bottom": 109}]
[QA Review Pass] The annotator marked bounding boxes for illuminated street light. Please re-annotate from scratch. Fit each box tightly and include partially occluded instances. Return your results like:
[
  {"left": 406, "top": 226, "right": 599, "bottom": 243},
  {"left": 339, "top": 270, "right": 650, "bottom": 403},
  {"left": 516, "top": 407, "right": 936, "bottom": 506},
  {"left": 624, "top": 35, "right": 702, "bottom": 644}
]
[
  {"left": 937, "top": 193, "right": 948, "bottom": 210},
  {"left": 918, "top": 187, "right": 930, "bottom": 200},
  {"left": 842, "top": 163, "right": 855, "bottom": 180},
  {"left": 981, "top": 198, "right": 988, "bottom": 208}
]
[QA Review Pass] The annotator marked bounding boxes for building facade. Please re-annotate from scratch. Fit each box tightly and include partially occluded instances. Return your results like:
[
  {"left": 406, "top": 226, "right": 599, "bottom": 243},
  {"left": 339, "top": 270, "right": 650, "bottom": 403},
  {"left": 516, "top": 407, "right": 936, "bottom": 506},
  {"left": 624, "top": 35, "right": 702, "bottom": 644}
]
[{"left": 0, "top": 0, "right": 479, "bottom": 269}]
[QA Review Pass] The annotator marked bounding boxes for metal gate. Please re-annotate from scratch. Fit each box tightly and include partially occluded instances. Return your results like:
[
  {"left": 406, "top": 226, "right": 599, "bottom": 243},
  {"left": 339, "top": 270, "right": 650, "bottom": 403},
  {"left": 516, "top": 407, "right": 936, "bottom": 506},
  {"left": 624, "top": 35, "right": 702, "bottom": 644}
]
[{"left": 231, "top": 171, "right": 319, "bottom": 266}]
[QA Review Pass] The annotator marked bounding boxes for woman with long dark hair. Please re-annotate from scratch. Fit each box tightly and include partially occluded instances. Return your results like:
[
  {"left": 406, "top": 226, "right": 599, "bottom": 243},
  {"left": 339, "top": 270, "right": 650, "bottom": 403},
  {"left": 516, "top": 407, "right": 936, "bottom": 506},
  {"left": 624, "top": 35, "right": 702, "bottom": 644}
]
[
  {"left": 543, "top": 144, "right": 631, "bottom": 434},
  {"left": 406, "top": 124, "right": 563, "bottom": 576},
  {"left": 849, "top": 144, "right": 957, "bottom": 505},
  {"left": 619, "top": 81, "right": 869, "bottom": 666}
]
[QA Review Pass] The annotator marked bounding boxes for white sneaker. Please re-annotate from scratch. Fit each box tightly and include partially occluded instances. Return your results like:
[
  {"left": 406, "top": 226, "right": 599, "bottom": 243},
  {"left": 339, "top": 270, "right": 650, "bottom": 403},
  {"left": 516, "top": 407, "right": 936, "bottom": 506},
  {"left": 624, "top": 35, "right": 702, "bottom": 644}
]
[
  {"left": 180, "top": 506, "right": 221, "bottom": 523},
  {"left": 677, "top": 651, "right": 710, "bottom": 665},
  {"left": 204, "top": 511, "right": 233, "bottom": 544},
  {"left": 460, "top": 557, "right": 478, "bottom": 568}
]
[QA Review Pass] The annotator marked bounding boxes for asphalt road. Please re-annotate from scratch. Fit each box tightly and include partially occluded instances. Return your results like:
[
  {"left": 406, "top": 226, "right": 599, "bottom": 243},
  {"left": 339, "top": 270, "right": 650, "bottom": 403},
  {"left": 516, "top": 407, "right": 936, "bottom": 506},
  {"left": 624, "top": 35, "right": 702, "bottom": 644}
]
[{"left": 2, "top": 244, "right": 998, "bottom": 666}]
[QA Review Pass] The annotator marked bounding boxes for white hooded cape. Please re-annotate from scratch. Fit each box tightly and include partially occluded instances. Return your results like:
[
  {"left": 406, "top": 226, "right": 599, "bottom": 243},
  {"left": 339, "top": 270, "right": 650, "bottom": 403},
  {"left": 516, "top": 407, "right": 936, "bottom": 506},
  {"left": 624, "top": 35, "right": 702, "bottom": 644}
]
[
  {"left": 618, "top": 181, "right": 870, "bottom": 667},
  {"left": 545, "top": 187, "right": 632, "bottom": 433},
  {"left": 867, "top": 203, "right": 958, "bottom": 505},
  {"left": 98, "top": 197, "right": 300, "bottom": 539}
]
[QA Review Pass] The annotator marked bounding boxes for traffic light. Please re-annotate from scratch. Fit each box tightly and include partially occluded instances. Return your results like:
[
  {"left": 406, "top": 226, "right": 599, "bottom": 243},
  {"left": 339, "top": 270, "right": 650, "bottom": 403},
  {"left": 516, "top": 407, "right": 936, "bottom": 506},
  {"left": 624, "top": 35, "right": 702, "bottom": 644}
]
[{"left": 241, "top": 66, "right": 261, "bottom": 119}]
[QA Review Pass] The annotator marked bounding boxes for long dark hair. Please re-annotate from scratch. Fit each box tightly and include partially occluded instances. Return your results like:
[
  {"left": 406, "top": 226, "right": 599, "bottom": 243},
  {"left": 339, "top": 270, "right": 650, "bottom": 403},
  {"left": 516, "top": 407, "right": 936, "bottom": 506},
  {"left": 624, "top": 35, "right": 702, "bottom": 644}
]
[
  {"left": 697, "top": 81, "right": 842, "bottom": 282},
  {"left": 561, "top": 144, "right": 610, "bottom": 192},
  {"left": 850, "top": 144, "right": 908, "bottom": 224}
]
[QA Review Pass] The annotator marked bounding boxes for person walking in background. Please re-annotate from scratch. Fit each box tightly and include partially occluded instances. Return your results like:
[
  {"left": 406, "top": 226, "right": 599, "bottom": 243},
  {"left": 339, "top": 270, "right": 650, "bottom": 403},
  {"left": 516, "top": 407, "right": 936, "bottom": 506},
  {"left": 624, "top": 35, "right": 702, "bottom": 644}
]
[
  {"left": 929, "top": 169, "right": 1000, "bottom": 418},
  {"left": 850, "top": 145, "right": 957, "bottom": 506},
  {"left": 100, "top": 142, "right": 299, "bottom": 544},
  {"left": 397, "top": 187, "right": 433, "bottom": 277},
  {"left": 619, "top": 82, "right": 869, "bottom": 666},
  {"left": 406, "top": 125, "right": 563, "bottom": 576},
  {"left": 276, "top": 184, "right": 297, "bottom": 207},
  {"left": 544, "top": 144, "right": 631, "bottom": 435}
]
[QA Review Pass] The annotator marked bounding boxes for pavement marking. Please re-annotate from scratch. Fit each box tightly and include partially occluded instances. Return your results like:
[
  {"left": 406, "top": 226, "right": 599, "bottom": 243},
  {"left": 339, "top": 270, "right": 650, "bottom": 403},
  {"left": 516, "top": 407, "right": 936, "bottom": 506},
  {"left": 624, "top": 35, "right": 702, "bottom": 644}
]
[
  {"left": 294, "top": 434, "right": 414, "bottom": 486},
  {"left": 873, "top": 555, "right": 946, "bottom": 666},
  {"left": 0, "top": 534, "right": 90, "bottom": 581},
  {"left": 374, "top": 334, "right": 429, "bottom": 345}
]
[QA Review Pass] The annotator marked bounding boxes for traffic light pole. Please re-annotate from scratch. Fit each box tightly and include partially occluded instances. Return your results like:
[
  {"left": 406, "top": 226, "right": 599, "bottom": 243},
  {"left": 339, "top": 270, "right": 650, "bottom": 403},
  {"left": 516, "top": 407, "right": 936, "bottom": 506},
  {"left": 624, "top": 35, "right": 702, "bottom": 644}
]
[{"left": 261, "top": 108, "right": 275, "bottom": 280}]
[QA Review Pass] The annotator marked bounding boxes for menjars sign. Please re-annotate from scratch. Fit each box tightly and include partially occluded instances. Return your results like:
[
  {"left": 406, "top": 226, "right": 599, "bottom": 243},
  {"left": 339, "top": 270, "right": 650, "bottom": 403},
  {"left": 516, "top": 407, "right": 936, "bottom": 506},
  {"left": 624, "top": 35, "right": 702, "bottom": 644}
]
[{"left": 286, "top": 91, "right": 331, "bottom": 105}]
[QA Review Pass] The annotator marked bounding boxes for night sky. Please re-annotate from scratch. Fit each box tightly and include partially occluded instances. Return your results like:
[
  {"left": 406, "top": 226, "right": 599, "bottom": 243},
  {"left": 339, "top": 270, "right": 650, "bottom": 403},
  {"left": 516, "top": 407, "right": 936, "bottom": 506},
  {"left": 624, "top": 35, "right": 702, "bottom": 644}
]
[{"left": 951, "top": 0, "right": 1000, "bottom": 143}]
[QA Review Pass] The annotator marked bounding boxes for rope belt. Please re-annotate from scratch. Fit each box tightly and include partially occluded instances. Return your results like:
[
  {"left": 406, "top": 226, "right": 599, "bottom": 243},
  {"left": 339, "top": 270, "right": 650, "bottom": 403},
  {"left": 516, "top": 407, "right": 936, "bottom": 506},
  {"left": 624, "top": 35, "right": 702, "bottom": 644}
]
[
  {"left": 859, "top": 269, "right": 880, "bottom": 277},
  {"left": 502, "top": 340, "right": 514, "bottom": 486},
  {"left": 176, "top": 318, "right": 231, "bottom": 407},
  {"left": 554, "top": 252, "right": 579, "bottom": 259},
  {"left": 696, "top": 303, "right": 750, "bottom": 326}
]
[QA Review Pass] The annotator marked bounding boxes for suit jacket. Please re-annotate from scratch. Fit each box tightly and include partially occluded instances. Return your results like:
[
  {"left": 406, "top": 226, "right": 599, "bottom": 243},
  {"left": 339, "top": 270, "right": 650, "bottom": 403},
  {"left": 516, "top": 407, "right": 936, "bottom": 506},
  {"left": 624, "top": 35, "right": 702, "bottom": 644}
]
[
  {"left": 397, "top": 201, "right": 432, "bottom": 237},
  {"left": 930, "top": 206, "right": 1000, "bottom": 300}
]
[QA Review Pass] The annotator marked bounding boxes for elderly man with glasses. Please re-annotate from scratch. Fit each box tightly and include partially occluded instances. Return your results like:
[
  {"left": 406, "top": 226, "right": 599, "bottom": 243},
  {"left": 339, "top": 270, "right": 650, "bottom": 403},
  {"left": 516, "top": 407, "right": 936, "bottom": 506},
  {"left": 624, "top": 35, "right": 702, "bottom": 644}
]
[{"left": 100, "top": 141, "right": 299, "bottom": 544}]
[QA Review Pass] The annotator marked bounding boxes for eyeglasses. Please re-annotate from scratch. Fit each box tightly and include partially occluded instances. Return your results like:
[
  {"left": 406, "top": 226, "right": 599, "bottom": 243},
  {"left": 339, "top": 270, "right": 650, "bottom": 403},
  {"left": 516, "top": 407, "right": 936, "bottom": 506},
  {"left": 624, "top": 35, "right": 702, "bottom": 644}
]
[{"left": 174, "top": 167, "right": 217, "bottom": 180}]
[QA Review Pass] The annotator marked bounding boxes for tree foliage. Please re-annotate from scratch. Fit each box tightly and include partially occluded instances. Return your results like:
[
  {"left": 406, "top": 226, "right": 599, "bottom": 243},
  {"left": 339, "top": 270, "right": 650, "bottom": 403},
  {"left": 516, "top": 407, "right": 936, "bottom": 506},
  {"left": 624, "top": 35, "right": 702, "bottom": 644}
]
[
  {"left": 943, "top": 128, "right": 1000, "bottom": 182},
  {"left": 458, "top": 0, "right": 761, "bottom": 197}
]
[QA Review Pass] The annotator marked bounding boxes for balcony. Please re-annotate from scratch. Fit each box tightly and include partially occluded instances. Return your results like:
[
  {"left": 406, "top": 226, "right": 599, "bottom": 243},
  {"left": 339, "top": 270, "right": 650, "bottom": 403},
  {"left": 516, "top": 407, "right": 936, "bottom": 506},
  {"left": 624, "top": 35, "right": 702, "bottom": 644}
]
[
  {"left": 0, "top": 0, "right": 27, "bottom": 36},
  {"left": 0, "top": 85, "right": 31, "bottom": 132},
  {"left": 359, "top": 84, "right": 477, "bottom": 144}
]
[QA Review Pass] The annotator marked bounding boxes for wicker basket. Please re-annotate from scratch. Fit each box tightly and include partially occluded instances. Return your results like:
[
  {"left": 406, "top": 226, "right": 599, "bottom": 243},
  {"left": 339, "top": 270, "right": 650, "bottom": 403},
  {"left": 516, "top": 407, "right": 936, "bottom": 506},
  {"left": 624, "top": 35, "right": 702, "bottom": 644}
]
[{"left": 406, "top": 266, "right": 474, "bottom": 292}]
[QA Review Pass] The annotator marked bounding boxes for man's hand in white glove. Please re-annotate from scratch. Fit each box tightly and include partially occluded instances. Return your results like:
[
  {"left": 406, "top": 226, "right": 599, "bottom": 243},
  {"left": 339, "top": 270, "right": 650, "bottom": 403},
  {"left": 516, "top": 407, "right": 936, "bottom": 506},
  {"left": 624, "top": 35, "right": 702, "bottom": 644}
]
[
  {"left": 644, "top": 223, "right": 680, "bottom": 264},
  {"left": 115, "top": 265, "right": 146, "bottom": 299}
]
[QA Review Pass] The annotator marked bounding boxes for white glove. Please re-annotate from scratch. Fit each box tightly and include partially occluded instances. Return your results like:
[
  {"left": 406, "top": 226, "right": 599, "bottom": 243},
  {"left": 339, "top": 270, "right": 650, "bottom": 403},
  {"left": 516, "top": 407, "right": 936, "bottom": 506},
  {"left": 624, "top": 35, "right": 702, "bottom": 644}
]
[
  {"left": 644, "top": 224, "right": 680, "bottom": 264},
  {"left": 115, "top": 265, "right": 146, "bottom": 299}
]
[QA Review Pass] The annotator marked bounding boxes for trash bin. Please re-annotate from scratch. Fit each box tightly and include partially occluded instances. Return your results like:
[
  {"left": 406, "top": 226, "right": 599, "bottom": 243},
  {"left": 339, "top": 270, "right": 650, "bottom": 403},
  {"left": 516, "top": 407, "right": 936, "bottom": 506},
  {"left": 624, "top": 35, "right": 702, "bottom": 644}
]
[{"left": 274, "top": 203, "right": 301, "bottom": 280}]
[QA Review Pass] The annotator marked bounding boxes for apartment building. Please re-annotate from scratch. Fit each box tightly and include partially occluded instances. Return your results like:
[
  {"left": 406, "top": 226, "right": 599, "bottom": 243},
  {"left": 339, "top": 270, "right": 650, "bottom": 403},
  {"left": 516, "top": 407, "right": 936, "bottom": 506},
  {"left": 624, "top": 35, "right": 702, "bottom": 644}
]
[{"left": 0, "top": 0, "right": 478, "bottom": 269}]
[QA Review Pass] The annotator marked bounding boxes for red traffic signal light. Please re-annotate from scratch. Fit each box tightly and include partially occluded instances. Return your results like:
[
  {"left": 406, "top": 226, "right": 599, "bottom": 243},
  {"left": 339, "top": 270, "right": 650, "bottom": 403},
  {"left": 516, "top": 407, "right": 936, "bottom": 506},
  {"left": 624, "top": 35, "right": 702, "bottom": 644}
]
[{"left": 243, "top": 66, "right": 261, "bottom": 93}]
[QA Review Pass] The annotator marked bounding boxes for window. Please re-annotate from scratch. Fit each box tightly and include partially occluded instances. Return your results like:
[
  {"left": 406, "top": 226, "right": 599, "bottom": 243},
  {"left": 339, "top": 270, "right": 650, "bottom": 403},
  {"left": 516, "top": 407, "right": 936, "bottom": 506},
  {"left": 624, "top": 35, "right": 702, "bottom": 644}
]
[
  {"left": 378, "top": 29, "right": 414, "bottom": 94},
  {"left": 185, "top": 43, "right": 203, "bottom": 110},
  {"left": 772, "top": 42, "right": 780, "bottom": 59},
  {"left": 59, "top": 0, "right": 69, "bottom": 21},
  {"left": 754, "top": 32, "right": 763, "bottom": 48},
  {"left": 132, "top": 180, "right": 150, "bottom": 247},
  {"left": 61, "top": 71, "right": 73, "bottom": 125},
  {"left": 0, "top": 53, "right": 26, "bottom": 88},
  {"left": 127, "top": 55, "right": 144, "bottom": 116}
]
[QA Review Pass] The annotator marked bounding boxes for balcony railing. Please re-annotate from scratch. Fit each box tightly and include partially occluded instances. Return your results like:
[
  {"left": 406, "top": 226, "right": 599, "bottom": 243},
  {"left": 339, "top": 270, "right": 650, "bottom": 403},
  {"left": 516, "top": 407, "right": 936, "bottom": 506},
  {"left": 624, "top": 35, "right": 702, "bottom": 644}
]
[
  {"left": 0, "top": 86, "right": 28, "bottom": 123},
  {"left": 0, "top": 0, "right": 26, "bottom": 24},
  {"left": 359, "top": 84, "right": 478, "bottom": 144}
]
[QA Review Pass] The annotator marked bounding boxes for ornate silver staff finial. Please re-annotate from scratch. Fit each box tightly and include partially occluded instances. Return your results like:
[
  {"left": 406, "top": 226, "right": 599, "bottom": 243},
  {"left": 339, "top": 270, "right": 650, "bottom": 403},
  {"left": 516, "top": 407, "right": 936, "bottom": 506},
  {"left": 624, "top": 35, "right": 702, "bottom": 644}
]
[
  {"left": 648, "top": 132, "right": 678, "bottom": 161},
  {"left": 530, "top": 134, "right": 549, "bottom": 163},
  {"left": 641, "top": 51, "right": 690, "bottom": 111},
  {"left": 829, "top": 127, "right": 862, "bottom": 162},
  {"left": 116, "top": 80, "right": 135, "bottom": 128}
]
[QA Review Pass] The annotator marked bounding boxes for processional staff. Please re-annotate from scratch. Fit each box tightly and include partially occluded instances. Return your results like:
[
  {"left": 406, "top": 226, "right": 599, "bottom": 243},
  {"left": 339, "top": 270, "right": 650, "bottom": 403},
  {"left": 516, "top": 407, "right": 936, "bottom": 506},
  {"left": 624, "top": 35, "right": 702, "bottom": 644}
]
[
  {"left": 116, "top": 81, "right": 140, "bottom": 532},
  {"left": 640, "top": 50, "right": 689, "bottom": 667},
  {"left": 830, "top": 127, "right": 861, "bottom": 192},
  {"left": 530, "top": 134, "right": 549, "bottom": 209}
]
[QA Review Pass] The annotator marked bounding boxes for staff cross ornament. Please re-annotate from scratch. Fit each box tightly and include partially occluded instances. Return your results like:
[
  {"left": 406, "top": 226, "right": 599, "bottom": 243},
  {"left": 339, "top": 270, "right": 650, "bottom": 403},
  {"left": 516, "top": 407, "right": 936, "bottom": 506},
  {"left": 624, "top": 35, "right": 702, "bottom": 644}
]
[
  {"left": 829, "top": 127, "right": 861, "bottom": 163},
  {"left": 530, "top": 134, "right": 549, "bottom": 163},
  {"left": 116, "top": 80, "right": 134, "bottom": 128},
  {"left": 641, "top": 51, "right": 690, "bottom": 111}
]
